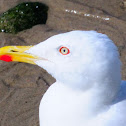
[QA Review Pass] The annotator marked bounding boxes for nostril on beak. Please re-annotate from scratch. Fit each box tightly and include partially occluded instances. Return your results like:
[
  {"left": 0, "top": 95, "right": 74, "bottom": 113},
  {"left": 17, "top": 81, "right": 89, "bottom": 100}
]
[{"left": 11, "top": 50, "right": 18, "bottom": 52}]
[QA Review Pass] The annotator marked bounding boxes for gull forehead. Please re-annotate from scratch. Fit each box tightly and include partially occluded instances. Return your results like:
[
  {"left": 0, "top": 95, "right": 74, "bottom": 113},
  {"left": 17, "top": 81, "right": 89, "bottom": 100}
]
[{"left": 27, "top": 30, "right": 117, "bottom": 59}]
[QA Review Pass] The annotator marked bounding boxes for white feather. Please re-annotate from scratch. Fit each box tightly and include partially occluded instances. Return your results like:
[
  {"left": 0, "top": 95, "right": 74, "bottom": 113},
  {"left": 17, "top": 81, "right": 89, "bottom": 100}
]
[{"left": 26, "top": 31, "right": 126, "bottom": 126}]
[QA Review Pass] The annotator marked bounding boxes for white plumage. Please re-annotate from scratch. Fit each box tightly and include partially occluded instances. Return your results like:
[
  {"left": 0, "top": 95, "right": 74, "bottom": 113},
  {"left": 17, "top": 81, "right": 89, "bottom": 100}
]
[{"left": 26, "top": 31, "right": 126, "bottom": 126}]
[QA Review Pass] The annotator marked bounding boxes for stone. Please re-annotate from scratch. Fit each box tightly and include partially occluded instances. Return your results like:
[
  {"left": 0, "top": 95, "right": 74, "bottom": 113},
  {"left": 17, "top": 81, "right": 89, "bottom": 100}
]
[{"left": 0, "top": 2, "right": 48, "bottom": 33}]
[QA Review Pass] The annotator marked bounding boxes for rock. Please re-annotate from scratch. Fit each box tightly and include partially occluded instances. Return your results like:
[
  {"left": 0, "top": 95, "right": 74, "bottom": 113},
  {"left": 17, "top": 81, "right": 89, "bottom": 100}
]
[
  {"left": 0, "top": 2, "right": 48, "bottom": 34},
  {"left": 0, "top": 0, "right": 126, "bottom": 126}
]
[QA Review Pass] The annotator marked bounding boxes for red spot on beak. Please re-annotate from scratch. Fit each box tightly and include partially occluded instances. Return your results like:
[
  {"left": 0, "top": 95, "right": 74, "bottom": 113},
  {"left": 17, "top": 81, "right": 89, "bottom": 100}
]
[{"left": 0, "top": 55, "right": 13, "bottom": 62}]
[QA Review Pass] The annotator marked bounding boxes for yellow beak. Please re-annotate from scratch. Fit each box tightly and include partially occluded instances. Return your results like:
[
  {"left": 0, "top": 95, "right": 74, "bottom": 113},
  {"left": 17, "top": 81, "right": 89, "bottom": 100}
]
[{"left": 0, "top": 46, "right": 41, "bottom": 65}]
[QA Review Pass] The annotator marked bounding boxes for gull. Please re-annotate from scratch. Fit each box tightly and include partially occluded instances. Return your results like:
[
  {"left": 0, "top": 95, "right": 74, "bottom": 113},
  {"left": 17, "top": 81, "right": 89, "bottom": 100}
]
[{"left": 0, "top": 31, "right": 126, "bottom": 126}]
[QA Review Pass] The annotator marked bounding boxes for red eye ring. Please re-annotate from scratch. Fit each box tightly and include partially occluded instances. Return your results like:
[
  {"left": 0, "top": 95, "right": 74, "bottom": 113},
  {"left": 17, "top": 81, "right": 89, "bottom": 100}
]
[{"left": 59, "top": 46, "right": 70, "bottom": 55}]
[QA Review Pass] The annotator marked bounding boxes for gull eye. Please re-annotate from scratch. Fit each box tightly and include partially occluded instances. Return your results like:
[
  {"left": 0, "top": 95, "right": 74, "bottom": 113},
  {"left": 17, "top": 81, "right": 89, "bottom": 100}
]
[{"left": 59, "top": 47, "right": 70, "bottom": 55}]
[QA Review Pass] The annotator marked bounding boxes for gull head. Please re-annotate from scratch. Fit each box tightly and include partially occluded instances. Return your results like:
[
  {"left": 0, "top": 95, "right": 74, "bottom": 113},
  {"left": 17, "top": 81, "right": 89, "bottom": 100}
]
[
  {"left": 0, "top": 31, "right": 121, "bottom": 92},
  {"left": 26, "top": 31, "right": 121, "bottom": 91}
]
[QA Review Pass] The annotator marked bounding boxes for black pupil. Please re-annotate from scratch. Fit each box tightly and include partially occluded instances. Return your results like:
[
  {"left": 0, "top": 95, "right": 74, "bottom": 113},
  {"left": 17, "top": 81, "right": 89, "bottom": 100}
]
[
  {"left": 63, "top": 49, "right": 66, "bottom": 52},
  {"left": 11, "top": 50, "right": 18, "bottom": 52}
]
